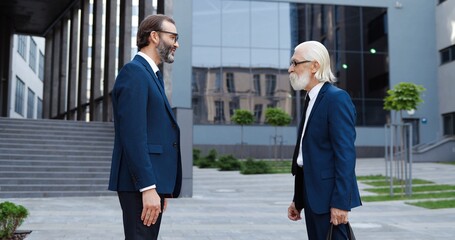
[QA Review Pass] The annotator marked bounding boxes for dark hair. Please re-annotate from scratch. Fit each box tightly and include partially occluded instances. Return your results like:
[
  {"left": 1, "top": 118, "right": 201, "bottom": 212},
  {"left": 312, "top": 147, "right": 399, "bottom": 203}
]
[{"left": 136, "top": 14, "right": 175, "bottom": 50}]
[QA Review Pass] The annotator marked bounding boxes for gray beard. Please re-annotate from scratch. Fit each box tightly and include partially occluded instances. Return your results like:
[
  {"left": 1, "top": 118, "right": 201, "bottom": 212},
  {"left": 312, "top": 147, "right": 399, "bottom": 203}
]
[
  {"left": 157, "top": 41, "right": 174, "bottom": 63},
  {"left": 289, "top": 72, "right": 309, "bottom": 91}
]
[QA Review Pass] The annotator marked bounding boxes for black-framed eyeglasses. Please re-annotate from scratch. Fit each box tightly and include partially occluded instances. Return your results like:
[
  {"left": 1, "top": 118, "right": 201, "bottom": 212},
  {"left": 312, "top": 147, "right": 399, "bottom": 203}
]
[
  {"left": 290, "top": 59, "right": 311, "bottom": 67},
  {"left": 156, "top": 30, "right": 179, "bottom": 43}
]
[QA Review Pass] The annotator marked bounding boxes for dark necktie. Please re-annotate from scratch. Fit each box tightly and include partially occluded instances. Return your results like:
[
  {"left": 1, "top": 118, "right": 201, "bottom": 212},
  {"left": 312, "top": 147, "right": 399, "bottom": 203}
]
[
  {"left": 156, "top": 70, "right": 164, "bottom": 89},
  {"left": 291, "top": 94, "right": 310, "bottom": 175}
]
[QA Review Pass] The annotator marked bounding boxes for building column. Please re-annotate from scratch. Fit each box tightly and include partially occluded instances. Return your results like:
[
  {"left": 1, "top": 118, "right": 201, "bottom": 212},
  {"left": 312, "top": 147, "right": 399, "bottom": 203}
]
[
  {"left": 77, "top": 0, "right": 90, "bottom": 121},
  {"left": 67, "top": 8, "right": 79, "bottom": 120},
  {"left": 51, "top": 24, "right": 61, "bottom": 118},
  {"left": 58, "top": 18, "right": 69, "bottom": 118},
  {"left": 169, "top": 0, "right": 194, "bottom": 197},
  {"left": 103, "top": 0, "right": 118, "bottom": 122},
  {"left": 0, "top": 16, "right": 12, "bottom": 117},
  {"left": 139, "top": 0, "right": 154, "bottom": 22},
  {"left": 43, "top": 32, "right": 53, "bottom": 119},
  {"left": 118, "top": 0, "right": 132, "bottom": 70},
  {"left": 90, "top": 0, "right": 103, "bottom": 121}
]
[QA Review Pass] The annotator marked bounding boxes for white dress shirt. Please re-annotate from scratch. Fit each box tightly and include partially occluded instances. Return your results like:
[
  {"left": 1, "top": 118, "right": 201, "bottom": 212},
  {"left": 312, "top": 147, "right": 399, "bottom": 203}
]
[{"left": 297, "top": 82, "right": 325, "bottom": 167}]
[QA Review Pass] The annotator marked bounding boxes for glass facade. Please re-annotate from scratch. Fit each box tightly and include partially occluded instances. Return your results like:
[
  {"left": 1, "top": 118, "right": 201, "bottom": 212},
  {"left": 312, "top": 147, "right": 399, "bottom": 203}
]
[
  {"left": 29, "top": 38, "right": 37, "bottom": 72},
  {"left": 192, "top": 0, "right": 389, "bottom": 126},
  {"left": 37, "top": 98, "right": 43, "bottom": 119},
  {"left": 17, "top": 35, "right": 27, "bottom": 60},
  {"left": 38, "top": 51, "right": 44, "bottom": 81},
  {"left": 15, "top": 77, "right": 25, "bottom": 116},
  {"left": 27, "top": 88, "right": 35, "bottom": 118}
]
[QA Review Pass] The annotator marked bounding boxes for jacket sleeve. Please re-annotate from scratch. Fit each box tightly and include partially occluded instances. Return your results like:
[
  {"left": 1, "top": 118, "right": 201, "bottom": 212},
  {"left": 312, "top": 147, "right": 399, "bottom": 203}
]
[
  {"left": 328, "top": 91, "right": 357, "bottom": 211},
  {"left": 114, "top": 64, "right": 157, "bottom": 190}
]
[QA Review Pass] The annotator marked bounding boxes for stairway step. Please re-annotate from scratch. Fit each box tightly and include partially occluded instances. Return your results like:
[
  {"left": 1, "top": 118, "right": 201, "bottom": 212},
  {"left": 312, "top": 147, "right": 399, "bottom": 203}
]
[
  {"left": 0, "top": 160, "right": 110, "bottom": 167},
  {"left": 0, "top": 117, "right": 115, "bottom": 198},
  {"left": 0, "top": 138, "right": 113, "bottom": 146},
  {"left": 0, "top": 191, "right": 116, "bottom": 198},
  {"left": 0, "top": 117, "right": 114, "bottom": 127},
  {"left": 0, "top": 171, "right": 109, "bottom": 178},
  {"left": 0, "top": 143, "right": 113, "bottom": 151},
  {"left": 0, "top": 178, "right": 109, "bottom": 185},
  {"left": 0, "top": 184, "right": 109, "bottom": 192},
  {"left": 0, "top": 154, "right": 111, "bottom": 161},
  {"left": 0, "top": 165, "right": 110, "bottom": 172},
  {"left": 0, "top": 148, "right": 112, "bottom": 156}
]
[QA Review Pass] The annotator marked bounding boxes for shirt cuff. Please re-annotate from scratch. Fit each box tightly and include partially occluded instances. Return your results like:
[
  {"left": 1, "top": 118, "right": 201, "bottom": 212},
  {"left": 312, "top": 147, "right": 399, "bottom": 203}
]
[{"left": 140, "top": 185, "right": 156, "bottom": 192}]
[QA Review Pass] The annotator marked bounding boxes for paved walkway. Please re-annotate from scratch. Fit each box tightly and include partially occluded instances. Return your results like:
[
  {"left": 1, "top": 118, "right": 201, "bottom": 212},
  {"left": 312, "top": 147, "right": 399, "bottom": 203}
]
[{"left": 8, "top": 158, "right": 455, "bottom": 239}]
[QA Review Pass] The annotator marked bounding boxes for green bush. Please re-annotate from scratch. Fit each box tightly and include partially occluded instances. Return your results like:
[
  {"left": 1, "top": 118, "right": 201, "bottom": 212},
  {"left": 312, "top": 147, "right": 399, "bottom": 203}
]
[
  {"left": 240, "top": 158, "right": 271, "bottom": 174},
  {"left": 0, "top": 201, "right": 29, "bottom": 239},
  {"left": 197, "top": 149, "right": 218, "bottom": 168},
  {"left": 218, "top": 155, "right": 241, "bottom": 171},
  {"left": 193, "top": 148, "right": 201, "bottom": 166}
]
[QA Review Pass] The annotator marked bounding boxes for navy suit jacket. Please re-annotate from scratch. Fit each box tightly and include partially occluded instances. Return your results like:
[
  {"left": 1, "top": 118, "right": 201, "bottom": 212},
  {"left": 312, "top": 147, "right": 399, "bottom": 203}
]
[
  {"left": 293, "top": 82, "right": 361, "bottom": 214},
  {"left": 108, "top": 55, "right": 182, "bottom": 197}
]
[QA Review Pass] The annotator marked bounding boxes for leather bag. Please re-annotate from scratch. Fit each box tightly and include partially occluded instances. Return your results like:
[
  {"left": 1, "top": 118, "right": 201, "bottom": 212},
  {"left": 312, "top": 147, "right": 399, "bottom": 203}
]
[{"left": 326, "top": 222, "right": 356, "bottom": 240}]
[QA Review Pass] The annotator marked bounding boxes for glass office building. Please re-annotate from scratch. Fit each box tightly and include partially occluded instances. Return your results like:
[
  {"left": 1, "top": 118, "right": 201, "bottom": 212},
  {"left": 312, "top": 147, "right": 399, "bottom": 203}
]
[{"left": 192, "top": 1, "right": 389, "bottom": 127}]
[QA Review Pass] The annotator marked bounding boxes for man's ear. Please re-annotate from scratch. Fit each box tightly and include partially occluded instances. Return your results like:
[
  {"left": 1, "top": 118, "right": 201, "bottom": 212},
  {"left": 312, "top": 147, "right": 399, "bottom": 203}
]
[
  {"left": 311, "top": 61, "right": 320, "bottom": 74},
  {"left": 149, "top": 31, "right": 159, "bottom": 45}
]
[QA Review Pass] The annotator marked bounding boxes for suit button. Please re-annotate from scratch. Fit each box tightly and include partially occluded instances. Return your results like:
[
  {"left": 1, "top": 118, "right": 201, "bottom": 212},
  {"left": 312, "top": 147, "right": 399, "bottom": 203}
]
[{"left": 173, "top": 142, "right": 178, "bottom": 148}]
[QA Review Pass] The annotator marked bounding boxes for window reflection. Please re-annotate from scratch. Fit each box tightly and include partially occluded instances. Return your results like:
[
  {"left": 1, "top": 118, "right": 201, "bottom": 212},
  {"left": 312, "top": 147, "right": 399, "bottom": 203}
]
[{"left": 192, "top": 1, "right": 389, "bottom": 126}]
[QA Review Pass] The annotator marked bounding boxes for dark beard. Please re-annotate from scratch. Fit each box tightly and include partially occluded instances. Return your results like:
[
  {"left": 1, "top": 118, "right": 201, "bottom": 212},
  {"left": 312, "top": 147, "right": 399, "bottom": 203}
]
[{"left": 157, "top": 40, "right": 174, "bottom": 63}]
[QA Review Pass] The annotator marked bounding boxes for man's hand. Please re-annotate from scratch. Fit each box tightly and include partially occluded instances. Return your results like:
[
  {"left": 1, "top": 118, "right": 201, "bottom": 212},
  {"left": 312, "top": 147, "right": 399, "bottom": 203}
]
[
  {"left": 288, "top": 202, "right": 302, "bottom": 221},
  {"left": 141, "top": 189, "right": 161, "bottom": 226},
  {"left": 330, "top": 207, "right": 348, "bottom": 226}
]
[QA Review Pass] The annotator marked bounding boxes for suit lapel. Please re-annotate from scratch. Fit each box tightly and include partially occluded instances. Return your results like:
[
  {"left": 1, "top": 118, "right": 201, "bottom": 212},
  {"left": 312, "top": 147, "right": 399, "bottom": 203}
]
[
  {"left": 306, "top": 82, "right": 330, "bottom": 128},
  {"left": 134, "top": 55, "right": 177, "bottom": 123}
]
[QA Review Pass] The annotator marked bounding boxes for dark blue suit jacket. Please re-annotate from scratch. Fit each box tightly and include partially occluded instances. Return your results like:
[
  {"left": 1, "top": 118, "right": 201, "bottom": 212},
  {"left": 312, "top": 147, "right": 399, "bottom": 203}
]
[
  {"left": 293, "top": 82, "right": 361, "bottom": 214},
  {"left": 108, "top": 55, "right": 182, "bottom": 197}
]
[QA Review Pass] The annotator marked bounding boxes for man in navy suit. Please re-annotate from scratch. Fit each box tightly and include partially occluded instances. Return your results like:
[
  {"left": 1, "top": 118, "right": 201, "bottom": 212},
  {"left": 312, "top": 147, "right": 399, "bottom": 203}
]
[
  {"left": 287, "top": 41, "right": 361, "bottom": 240},
  {"left": 108, "top": 14, "right": 182, "bottom": 240}
]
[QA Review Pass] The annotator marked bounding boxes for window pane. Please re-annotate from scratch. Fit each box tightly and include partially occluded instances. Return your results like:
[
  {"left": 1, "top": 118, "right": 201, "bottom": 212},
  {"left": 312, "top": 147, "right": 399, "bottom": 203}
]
[
  {"left": 29, "top": 39, "right": 37, "bottom": 72},
  {"left": 251, "top": 1, "right": 279, "bottom": 48},
  {"left": 221, "top": 1, "right": 250, "bottom": 47},
  {"left": 15, "top": 77, "right": 25, "bottom": 115},
  {"left": 27, "top": 88, "right": 35, "bottom": 118},
  {"left": 193, "top": 0, "right": 221, "bottom": 46}
]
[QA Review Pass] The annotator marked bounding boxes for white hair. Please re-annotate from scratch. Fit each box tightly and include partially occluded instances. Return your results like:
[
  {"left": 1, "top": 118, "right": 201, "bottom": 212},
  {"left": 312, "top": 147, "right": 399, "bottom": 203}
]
[{"left": 295, "top": 41, "right": 336, "bottom": 83}]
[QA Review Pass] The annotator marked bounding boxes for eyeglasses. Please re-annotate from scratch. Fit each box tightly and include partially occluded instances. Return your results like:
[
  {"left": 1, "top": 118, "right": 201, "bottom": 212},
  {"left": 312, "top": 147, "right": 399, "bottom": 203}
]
[
  {"left": 290, "top": 59, "right": 311, "bottom": 67},
  {"left": 156, "top": 30, "right": 179, "bottom": 43}
]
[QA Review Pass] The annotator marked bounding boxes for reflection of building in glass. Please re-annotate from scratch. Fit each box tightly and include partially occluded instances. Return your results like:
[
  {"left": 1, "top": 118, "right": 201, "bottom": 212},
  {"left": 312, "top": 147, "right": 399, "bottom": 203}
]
[
  {"left": 193, "top": 1, "right": 389, "bottom": 127},
  {"left": 192, "top": 67, "right": 292, "bottom": 124},
  {"left": 193, "top": 0, "right": 292, "bottom": 125},
  {"left": 291, "top": 4, "right": 389, "bottom": 126}
]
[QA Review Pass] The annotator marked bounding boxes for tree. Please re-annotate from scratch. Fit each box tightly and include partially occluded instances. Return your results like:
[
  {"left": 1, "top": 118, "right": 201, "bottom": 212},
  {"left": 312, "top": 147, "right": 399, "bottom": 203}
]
[
  {"left": 384, "top": 82, "right": 425, "bottom": 123},
  {"left": 231, "top": 109, "right": 254, "bottom": 158},
  {"left": 383, "top": 82, "right": 425, "bottom": 197},
  {"left": 265, "top": 107, "right": 292, "bottom": 160}
]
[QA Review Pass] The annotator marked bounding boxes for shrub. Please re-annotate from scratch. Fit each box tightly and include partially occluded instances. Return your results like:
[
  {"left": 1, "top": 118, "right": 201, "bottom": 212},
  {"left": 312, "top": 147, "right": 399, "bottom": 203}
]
[
  {"left": 197, "top": 149, "right": 218, "bottom": 168},
  {"left": 240, "top": 158, "right": 271, "bottom": 174},
  {"left": 193, "top": 148, "right": 201, "bottom": 166},
  {"left": 218, "top": 155, "right": 241, "bottom": 171},
  {"left": 0, "top": 201, "right": 29, "bottom": 239}
]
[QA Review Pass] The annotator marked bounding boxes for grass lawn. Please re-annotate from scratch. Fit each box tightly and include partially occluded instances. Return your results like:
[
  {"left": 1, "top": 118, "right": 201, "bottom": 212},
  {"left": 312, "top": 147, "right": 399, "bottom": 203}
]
[
  {"left": 264, "top": 160, "right": 292, "bottom": 174},
  {"left": 407, "top": 199, "right": 455, "bottom": 209},
  {"left": 439, "top": 161, "right": 455, "bottom": 166},
  {"left": 358, "top": 175, "right": 455, "bottom": 209}
]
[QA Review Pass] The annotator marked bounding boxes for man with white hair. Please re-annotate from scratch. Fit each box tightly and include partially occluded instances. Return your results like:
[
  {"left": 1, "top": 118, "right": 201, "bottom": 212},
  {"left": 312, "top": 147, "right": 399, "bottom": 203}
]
[{"left": 287, "top": 41, "right": 362, "bottom": 240}]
